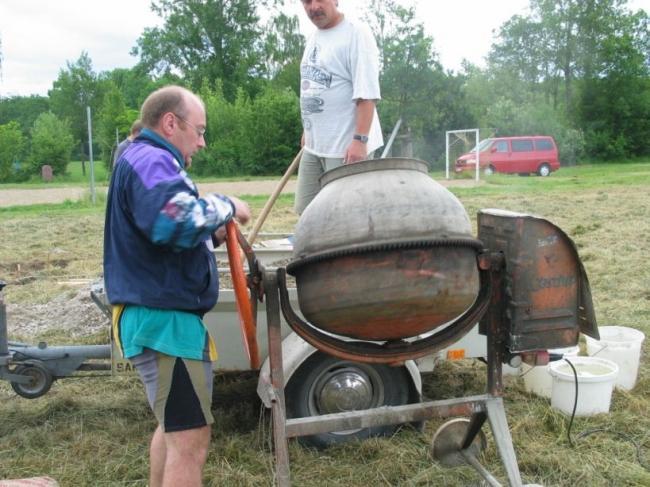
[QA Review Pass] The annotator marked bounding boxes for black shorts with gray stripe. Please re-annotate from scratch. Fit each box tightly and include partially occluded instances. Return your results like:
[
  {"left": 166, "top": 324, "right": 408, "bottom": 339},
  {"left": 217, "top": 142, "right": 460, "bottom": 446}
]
[{"left": 131, "top": 348, "right": 214, "bottom": 432}]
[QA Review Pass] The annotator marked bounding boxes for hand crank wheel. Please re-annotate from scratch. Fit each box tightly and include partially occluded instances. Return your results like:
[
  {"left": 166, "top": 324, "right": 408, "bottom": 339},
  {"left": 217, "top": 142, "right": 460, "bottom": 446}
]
[{"left": 225, "top": 221, "right": 261, "bottom": 369}]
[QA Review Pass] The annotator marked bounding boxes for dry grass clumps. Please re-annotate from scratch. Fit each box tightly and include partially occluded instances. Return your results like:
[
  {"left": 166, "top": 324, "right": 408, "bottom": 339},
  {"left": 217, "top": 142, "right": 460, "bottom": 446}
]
[{"left": 1, "top": 165, "right": 649, "bottom": 485}]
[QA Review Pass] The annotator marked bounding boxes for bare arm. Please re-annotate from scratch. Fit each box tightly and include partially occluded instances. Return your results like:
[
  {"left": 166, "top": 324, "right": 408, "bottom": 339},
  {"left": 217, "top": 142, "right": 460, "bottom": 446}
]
[{"left": 344, "top": 99, "right": 376, "bottom": 164}]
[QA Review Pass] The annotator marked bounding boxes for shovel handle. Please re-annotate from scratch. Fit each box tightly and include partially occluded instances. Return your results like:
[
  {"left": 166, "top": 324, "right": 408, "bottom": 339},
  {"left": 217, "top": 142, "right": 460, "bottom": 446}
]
[{"left": 247, "top": 148, "right": 303, "bottom": 245}]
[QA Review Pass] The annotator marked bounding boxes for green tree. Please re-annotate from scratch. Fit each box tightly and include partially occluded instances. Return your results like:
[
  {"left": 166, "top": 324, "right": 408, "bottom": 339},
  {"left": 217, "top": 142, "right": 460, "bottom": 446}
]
[
  {"left": 365, "top": 0, "right": 474, "bottom": 163},
  {"left": 241, "top": 86, "right": 301, "bottom": 174},
  {"left": 378, "top": 2, "right": 442, "bottom": 128},
  {"left": 579, "top": 8, "right": 649, "bottom": 158},
  {"left": 0, "top": 121, "right": 26, "bottom": 182},
  {"left": 0, "top": 95, "right": 50, "bottom": 135},
  {"left": 30, "top": 112, "right": 75, "bottom": 176},
  {"left": 101, "top": 66, "right": 175, "bottom": 109},
  {"left": 101, "top": 68, "right": 150, "bottom": 110},
  {"left": 133, "top": 0, "right": 273, "bottom": 100},
  {"left": 192, "top": 81, "right": 300, "bottom": 176},
  {"left": 96, "top": 82, "right": 141, "bottom": 168},
  {"left": 193, "top": 82, "right": 251, "bottom": 176},
  {"left": 487, "top": 0, "right": 648, "bottom": 158},
  {"left": 48, "top": 52, "right": 104, "bottom": 157},
  {"left": 263, "top": 12, "right": 305, "bottom": 94}
]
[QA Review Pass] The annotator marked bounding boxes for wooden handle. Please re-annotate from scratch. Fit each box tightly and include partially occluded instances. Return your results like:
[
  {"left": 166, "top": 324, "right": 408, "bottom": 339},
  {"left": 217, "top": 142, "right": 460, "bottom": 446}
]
[{"left": 247, "top": 148, "right": 303, "bottom": 245}]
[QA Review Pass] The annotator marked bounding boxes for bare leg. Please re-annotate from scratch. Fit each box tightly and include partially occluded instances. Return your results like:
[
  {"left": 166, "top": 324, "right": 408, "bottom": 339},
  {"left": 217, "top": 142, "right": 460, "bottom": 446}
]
[
  {"left": 149, "top": 425, "right": 166, "bottom": 487},
  {"left": 162, "top": 425, "right": 211, "bottom": 487}
]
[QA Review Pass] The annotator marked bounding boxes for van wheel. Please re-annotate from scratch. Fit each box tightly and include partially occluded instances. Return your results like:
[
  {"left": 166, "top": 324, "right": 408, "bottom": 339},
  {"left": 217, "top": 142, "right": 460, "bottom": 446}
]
[
  {"left": 538, "top": 163, "right": 551, "bottom": 177},
  {"left": 285, "top": 351, "right": 411, "bottom": 449},
  {"left": 484, "top": 165, "right": 495, "bottom": 176}
]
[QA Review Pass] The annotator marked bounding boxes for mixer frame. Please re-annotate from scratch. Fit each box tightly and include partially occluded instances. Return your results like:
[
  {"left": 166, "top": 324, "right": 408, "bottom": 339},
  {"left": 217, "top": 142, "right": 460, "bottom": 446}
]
[{"left": 262, "top": 251, "right": 524, "bottom": 486}]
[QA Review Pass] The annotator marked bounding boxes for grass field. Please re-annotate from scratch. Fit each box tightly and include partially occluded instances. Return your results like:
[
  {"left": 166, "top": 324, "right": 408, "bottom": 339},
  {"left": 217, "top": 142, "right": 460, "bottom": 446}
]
[{"left": 0, "top": 163, "right": 649, "bottom": 486}]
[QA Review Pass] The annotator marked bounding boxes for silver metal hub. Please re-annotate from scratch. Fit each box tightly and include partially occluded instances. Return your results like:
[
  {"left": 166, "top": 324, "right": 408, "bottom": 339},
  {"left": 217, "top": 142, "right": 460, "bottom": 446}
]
[{"left": 316, "top": 369, "right": 373, "bottom": 414}]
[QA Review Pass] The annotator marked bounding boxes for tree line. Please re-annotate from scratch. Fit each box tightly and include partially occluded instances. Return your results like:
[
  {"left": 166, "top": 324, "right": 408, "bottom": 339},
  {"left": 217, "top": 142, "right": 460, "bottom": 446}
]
[{"left": 0, "top": 0, "right": 647, "bottom": 183}]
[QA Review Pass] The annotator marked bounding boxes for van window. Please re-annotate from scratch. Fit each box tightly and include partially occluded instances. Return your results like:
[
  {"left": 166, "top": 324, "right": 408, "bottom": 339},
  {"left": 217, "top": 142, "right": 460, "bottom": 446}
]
[
  {"left": 535, "top": 139, "right": 554, "bottom": 151},
  {"left": 470, "top": 139, "right": 494, "bottom": 152},
  {"left": 494, "top": 140, "right": 509, "bottom": 152},
  {"left": 512, "top": 140, "right": 534, "bottom": 152}
]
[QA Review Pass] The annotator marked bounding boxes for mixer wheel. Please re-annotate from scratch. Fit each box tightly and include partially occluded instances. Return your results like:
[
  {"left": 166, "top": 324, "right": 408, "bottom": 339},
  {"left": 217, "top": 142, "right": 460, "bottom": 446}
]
[{"left": 285, "top": 351, "right": 411, "bottom": 449}]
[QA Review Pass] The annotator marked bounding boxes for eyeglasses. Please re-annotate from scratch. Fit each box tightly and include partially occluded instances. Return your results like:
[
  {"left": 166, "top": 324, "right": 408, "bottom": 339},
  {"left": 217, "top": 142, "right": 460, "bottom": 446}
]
[{"left": 173, "top": 113, "right": 206, "bottom": 138}]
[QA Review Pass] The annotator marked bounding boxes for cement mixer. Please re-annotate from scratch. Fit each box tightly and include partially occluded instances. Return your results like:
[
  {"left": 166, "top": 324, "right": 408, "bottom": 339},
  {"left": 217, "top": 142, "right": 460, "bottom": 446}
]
[{"left": 226, "top": 158, "right": 599, "bottom": 486}]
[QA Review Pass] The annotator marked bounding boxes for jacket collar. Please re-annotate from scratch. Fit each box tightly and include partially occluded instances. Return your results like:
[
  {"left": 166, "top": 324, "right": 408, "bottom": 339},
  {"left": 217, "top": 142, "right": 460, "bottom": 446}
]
[{"left": 136, "top": 128, "right": 186, "bottom": 168}]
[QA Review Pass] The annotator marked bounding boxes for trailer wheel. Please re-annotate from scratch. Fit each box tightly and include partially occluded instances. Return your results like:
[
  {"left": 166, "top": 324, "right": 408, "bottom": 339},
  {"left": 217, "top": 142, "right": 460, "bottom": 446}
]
[
  {"left": 11, "top": 362, "right": 53, "bottom": 399},
  {"left": 285, "top": 351, "right": 411, "bottom": 449}
]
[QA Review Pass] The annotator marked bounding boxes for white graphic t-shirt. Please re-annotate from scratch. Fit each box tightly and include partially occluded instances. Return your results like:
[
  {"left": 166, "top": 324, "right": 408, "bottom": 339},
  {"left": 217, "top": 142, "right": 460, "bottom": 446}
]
[{"left": 300, "top": 18, "right": 384, "bottom": 158}]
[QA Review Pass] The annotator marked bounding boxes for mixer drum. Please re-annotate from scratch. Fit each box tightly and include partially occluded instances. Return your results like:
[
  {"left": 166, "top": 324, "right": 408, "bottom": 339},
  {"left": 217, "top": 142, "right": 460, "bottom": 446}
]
[{"left": 287, "top": 158, "right": 481, "bottom": 341}]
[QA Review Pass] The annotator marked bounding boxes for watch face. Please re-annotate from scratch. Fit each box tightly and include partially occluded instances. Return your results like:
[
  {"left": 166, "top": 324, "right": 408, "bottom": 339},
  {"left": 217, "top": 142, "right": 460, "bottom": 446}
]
[{"left": 354, "top": 134, "right": 368, "bottom": 143}]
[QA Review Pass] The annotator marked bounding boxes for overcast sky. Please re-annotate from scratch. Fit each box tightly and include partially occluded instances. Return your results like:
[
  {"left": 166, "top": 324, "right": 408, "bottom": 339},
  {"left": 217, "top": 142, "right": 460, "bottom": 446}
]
[{"left": 0, "top": 0, "right": 648, "bottom": 97}]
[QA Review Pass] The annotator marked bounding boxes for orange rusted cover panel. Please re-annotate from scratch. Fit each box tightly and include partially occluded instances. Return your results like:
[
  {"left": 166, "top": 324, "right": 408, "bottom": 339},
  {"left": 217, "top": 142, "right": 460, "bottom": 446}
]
[{"left": 478, "top": 209, "right": 598, "bottom": 352}]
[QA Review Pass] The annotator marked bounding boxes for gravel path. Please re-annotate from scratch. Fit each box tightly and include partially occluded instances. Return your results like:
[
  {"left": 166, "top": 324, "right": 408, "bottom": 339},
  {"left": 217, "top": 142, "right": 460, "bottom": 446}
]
[
  {"left": 0, "top": 180, "right": 299, "bottom": 207},
  {"left": 0, "top": 178, "right": 477, "bottom": 207}
]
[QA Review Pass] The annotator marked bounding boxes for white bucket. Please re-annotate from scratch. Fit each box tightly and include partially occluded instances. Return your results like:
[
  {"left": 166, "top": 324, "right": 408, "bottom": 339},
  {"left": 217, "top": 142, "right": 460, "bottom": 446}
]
[
  {"left": 522, "top": 346, "right": 580, "bottom": 398},
  {"left": 549, "top": 357, "right": 618, "bottom": 416},
  {"left": 585, "top": 326, "right": 645, "bottom": 391}
]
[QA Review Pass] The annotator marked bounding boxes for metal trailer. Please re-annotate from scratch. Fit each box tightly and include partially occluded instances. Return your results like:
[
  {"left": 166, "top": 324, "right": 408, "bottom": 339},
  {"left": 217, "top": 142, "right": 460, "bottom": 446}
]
[{"left": 0, "top": 280, "right": 111, "bottom": 398}]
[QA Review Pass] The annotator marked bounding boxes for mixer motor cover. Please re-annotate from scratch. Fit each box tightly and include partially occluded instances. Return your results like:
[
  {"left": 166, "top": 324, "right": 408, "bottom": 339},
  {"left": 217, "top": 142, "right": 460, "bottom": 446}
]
[{"left": 477, "top": 209, "right": 599, "bottom": 352}]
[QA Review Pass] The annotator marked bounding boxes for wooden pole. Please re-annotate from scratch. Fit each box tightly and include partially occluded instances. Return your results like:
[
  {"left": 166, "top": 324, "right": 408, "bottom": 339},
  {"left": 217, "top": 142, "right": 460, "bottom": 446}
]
[{"left": 246, "top": 148, "right": 303, "bottom": 245}]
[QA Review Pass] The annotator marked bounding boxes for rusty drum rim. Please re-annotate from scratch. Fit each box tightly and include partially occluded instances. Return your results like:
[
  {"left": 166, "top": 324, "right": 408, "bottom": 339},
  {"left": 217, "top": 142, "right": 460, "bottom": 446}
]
[
  {"left": 318, "top": 157, "right": 430, "bottom": 188},
  {"left": 286, "top": 237, "right": 484, "bottom": 275}
]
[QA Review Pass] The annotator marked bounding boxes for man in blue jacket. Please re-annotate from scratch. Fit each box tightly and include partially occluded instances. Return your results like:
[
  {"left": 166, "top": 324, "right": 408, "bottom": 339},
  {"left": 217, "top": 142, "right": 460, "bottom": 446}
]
[{"left": 104, "top": 85, "right": 251, "bottom": 487}]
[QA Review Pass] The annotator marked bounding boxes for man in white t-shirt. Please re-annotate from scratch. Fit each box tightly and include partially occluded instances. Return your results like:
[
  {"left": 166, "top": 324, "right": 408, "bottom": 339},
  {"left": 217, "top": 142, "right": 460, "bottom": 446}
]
[{"left": 295, "top": 0, "right": 383, "bottom": 214}]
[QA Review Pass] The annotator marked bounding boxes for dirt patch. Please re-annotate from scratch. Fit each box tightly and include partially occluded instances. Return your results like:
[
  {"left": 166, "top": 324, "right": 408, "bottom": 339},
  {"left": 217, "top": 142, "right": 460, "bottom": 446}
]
[{"left": 6, "top": 286, "right": 109, "bottom": 340}]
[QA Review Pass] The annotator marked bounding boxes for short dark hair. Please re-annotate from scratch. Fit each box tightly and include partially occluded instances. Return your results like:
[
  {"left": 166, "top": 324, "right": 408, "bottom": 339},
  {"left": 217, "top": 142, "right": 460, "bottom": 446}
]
[
  {"left": 130, "top": 119, "right": 143, "bottom": 136},
  {"left": 140, "top": 86, "right": 190, "bottom": 128}
]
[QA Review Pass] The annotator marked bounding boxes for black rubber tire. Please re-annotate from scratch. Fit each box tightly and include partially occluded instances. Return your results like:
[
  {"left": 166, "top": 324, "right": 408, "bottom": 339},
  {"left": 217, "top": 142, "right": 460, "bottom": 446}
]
[
  {"left": 285, "top": 351, "right": 411, "bottom": 449},
  {"left": 538, "top": 163, "right": 551, "bottom": 177},
  {"left": 484, "top": 165, "right": 496, "bottom": 176},
  {"left": 11, "top": 363, "right": 53, "bottom": 399}
]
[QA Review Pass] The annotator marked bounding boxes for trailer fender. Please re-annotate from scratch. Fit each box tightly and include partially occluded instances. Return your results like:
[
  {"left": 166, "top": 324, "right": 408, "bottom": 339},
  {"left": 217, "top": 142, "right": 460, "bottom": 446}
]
[{"left": 256, "top": 332, "right": 421, "bottom": 408}]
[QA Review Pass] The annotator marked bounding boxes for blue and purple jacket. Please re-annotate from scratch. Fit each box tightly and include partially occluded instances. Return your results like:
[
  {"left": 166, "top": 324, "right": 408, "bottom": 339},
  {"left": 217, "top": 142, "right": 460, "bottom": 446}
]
[{"left": 103, "top": 128, "right": 235, "bottom": 315}]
